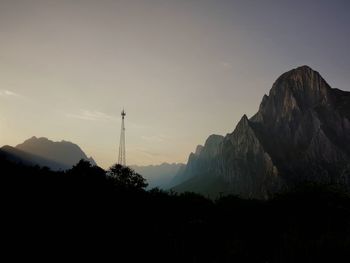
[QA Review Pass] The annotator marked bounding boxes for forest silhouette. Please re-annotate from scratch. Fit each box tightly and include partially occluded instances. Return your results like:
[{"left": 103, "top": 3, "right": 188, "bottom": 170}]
[{"left": 2, "top": 156, "right": 350, "bottom": 262}]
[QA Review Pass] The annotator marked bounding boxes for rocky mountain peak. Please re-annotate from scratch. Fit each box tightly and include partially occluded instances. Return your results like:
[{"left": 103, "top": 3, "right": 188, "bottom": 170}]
[
  {"left": 230, "top": 115, "right": 254, "bottom": 140},
  {"left": 174, "top": 66, "right": 350, "bottom": 199},
  {"left": 252, "top": 66, "right": 333, "bottom": 128},
  {"left": 237, "top": 114, "right": 249, "bottom": 127},
  {"left": 204, "top": 134, "right": 224, "bottom": 148},
  {"left": 272, "top": 66, "right": 330, "bottom": 104},
  {"left": 194, "top": 145, "right": 204, "bottom": 155}
]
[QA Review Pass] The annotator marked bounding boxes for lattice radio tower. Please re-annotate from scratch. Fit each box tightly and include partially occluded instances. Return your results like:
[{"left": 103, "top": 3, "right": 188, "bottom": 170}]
[{"left": 118, "top": 109, "right": 126, "bottom": 166}]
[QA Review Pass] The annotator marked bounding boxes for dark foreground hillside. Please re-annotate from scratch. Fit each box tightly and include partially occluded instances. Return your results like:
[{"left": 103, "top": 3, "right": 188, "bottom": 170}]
[{"left": 1, "top": 157, "right": 350, "bottom": 262}]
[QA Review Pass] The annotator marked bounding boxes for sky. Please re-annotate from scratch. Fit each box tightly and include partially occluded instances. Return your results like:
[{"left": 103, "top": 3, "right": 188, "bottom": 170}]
[{"left": 0, "top": 0, "right": 349, "bottom": 168}]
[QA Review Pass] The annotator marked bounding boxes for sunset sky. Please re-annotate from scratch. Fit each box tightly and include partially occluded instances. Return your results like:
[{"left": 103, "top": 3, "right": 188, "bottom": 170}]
[{"left": 1, "top": 0, "right": 350, "bottom": 168}]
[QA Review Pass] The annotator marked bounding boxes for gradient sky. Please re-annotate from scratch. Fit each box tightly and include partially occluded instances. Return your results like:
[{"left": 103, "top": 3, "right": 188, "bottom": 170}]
[{"left": 1, "top": 0, "right": 349, "bottom": 168}]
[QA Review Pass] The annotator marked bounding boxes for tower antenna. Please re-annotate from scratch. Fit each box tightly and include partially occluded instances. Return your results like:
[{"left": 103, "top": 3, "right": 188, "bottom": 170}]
[{"left": 118, "top": 108, "right": 126, "bottom": 166}]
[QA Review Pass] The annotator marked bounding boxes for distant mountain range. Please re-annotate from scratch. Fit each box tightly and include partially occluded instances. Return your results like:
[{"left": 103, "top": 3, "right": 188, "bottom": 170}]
[
  {"left": 0, "top": 136, "right": 185, "bottom": 186},
  {"left": 0, "top": 136, "right": 96, "bottom": 171},
  {"left": 173, "top": 66, "right": 350, "bottom": 199},
  {"left": 0, "top": 136, "right": 184, "bottom": 187},
  {"left": 131, "top": 163, "right": 185, "bottom": 189}
]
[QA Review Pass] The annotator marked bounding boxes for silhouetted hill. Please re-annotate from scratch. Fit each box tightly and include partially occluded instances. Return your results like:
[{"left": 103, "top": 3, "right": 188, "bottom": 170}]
[
  {"left": 174, "top": 66, "right": 350, "bottom": 199},
  {"left": 130, "top": 162, "right": 185, "bottom": 189},
  {"left": 0, "top": 145, "right": 70, "bottom": 170},
  {"left": 0, "top": 137, "right": 96, "bottom": 170}
]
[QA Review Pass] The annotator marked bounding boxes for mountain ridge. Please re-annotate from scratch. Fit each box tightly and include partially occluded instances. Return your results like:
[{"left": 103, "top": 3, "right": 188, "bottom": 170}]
[
  {"left": 1, "top": 137, "right": 96, "bottom": 171},
  {"left": 0, "top": 145, "right": 71, "bottom": 170}
]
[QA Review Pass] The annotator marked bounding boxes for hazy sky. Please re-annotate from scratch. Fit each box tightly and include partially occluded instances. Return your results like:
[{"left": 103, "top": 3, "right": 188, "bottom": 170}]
[{"left": 1, "top": 0, "right": 349, "bottom": 168}]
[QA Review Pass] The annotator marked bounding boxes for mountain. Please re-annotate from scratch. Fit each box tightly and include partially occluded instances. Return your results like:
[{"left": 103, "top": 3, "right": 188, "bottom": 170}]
[
  {"left": 174, "top": 66, "right": 350, "bottom": 199},
  {"left": 0, "top": 145, "right": 71, "bottom": 171},
  {"left": 131, "top": 162, "right": 185, "bottom": 189},
  {"left": 170, "top": 135, "right": 223, "bottom": 188},
  {"left": 0, "top": 137, "right": 96, "bottom": 170}
]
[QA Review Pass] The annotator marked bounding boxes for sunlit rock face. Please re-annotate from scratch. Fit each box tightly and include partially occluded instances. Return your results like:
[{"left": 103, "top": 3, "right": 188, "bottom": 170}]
[
  {"left": 250, "top": 66, "right": 350, "bottom": 187},
  {"left": 175, "top": 66, "right": 350, "bottom": 199}
]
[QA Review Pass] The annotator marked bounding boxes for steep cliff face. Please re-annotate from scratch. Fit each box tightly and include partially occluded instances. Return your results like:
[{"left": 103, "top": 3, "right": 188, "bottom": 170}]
[
  {"left": 170, "top": 135, "right": 224, "bottom": 187},
  {"left": 219, "top": 115, "right": 280, "bottom": 199},
  {"left": 250, "top": 66, "right": 350, "bottom": 186},
  {"left": 175, "top": 66, "right": 350, "bottom": 199}
]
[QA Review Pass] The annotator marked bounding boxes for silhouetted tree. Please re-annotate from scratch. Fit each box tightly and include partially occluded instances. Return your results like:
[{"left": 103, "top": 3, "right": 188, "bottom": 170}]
[
  {"left": 107, "top": 164, "right": 148, "bottom": 190},
  {"left": 68, "top": 159, "right": 106, "bottom": 179}
]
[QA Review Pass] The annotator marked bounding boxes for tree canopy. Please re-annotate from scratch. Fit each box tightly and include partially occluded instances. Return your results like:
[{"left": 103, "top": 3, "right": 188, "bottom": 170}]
[{"left": 107, "top": 164, "right": 148, "bottom": 190}]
